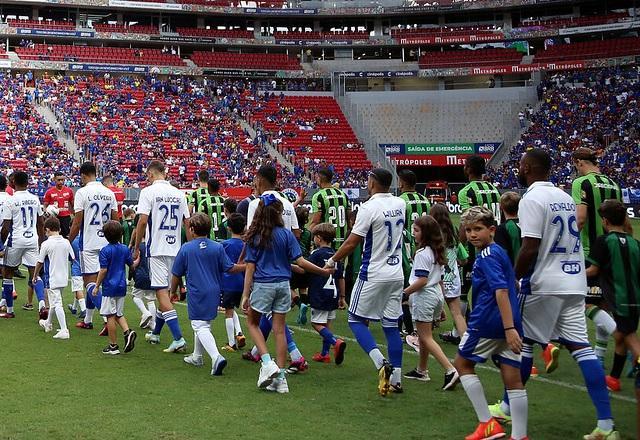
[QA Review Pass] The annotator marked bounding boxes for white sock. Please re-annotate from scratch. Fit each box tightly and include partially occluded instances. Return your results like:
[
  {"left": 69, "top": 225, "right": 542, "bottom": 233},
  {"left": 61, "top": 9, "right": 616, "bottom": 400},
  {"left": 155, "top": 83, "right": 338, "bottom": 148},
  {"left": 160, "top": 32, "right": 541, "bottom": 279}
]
[
  {"left": 597, "top": 419, "right": 614, "bottom": 432},
  {"left": 147, "top": 301, "right": 157, "bottom": 329},
  {"left": 132, "top": 296, "right": 148, "bottom": 315},
  {"left": 593, "top": 310, "right": 616, "bottom": 359},
  {"left": 46, "top": 306, "right": 54, "bottom": 326},
  {"left": 251, "top": 346, "right": 259, "bottom": 357},
  {"left": 193, "top": 331, "right": 203, "bottom": 358},
  {"left": 232, "top": 310, "right": 243, "bottom": 335},
  {"left": 289, "top": 348, "right": 303, "bottom": 362},
  {"left": 0, "top": 298, "right": 6, "bottom": 307},
  {"left": 38, "top": 299, "right": 46, "bottom": 310},
  {"left": 391, "top": 367, "right": 402, "bottom": 385},
  {"left": 72, "top": 298, "right": 79, "bottom": 309},
  {"left": 451, "top": 328, "right": 459, "bottom": 338},
  {"left": 368, "top": 348, "right": 385, "bottom": 370},
  {"left": 507, "top": 389, "right": 528, "bottom": 439},
  {"left": 54, "top": 306, "right": 68, "bottom": 331},
  {"left": 78, "top": 298, "right": 86, "bottom": 312},
  {"left": 84, "top": 308, "right": 94, "bottom": 324},
  {"left": 7, "top": 306, "right": 13, "bottom": 313},
  {"left": 225, "top": 318, "right": 235, "bottom": 346},
  {"left": 459, "top": 374, "right": 491, "bottom": 423},
  {"left": 196, "top": 329, "right": 221, "bottom": 360},
  {"left": 500, "top": 400, "right": 511, "bottom": 415},
  {"left": 595, "top": 326, "right": 610, "bottom": 359}
]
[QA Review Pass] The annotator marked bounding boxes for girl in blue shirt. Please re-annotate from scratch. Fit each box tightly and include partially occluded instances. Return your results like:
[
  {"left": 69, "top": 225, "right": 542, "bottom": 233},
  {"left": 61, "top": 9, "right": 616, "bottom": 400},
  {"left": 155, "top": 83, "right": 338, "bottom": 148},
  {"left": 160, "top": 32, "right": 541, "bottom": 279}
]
[{"left": 242, "top": 194, "right": 332, "bottom": 394}]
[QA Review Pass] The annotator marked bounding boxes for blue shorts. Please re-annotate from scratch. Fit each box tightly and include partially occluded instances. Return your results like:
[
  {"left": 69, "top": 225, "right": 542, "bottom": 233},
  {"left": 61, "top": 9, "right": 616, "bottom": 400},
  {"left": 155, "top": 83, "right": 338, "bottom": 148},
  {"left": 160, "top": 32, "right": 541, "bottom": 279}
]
[
  {"left": 250, "top": 281, "right": 291, "bottom": 314},
  {"left": 458, "top": 330, "right": 520, "bottom": 368}
]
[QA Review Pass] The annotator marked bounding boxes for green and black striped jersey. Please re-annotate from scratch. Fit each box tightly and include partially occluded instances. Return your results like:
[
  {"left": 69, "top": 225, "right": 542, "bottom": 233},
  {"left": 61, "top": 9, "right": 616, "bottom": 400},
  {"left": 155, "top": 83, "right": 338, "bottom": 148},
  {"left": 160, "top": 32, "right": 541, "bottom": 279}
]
[
  {"left": 188, "top": 187, "right": 209, "bottom": 210},
  {"left": 458, "top": 180, "right": 501, "bottom": 223},
  {"left": 399, "top": 191, "right": 431, "bottom": 234},
  {"left": 197, "top": 194, "right": 226, "bottom": 241},
  {"left": 311, "top": 187, "right": 349, "bottom": 250},
  {"left": 587, "top": 231, "right": 640, "bottom": 318},
  {"left": 572, "top": 172, "right": 622, "bottom": 255}
]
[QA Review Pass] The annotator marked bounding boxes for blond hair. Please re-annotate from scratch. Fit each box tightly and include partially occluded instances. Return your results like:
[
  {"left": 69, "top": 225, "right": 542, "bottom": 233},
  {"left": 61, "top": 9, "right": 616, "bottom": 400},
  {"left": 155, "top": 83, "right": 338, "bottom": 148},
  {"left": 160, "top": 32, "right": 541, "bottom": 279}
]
[{"left": 461, "top": 206, "right": 495, "bottom": 228}]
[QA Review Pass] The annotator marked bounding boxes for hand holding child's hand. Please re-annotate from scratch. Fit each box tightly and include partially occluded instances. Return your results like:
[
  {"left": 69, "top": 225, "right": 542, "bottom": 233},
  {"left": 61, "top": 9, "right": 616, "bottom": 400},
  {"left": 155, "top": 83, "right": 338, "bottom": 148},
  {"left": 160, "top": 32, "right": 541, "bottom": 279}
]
[
  {"left": 506, "top": 328, "right": 522, "bottom": 354},
  {"left": 31, "top": 277, "right": 38, "bottom": 286},
  {"left": 132, "top": 247, "right": 140, "bottom": 262},
  {"left": 338, "top": 298, "right": 347, "bottom": 310},
  {"left": 241, "top": 295, "right": 250, "bottom": 314}
]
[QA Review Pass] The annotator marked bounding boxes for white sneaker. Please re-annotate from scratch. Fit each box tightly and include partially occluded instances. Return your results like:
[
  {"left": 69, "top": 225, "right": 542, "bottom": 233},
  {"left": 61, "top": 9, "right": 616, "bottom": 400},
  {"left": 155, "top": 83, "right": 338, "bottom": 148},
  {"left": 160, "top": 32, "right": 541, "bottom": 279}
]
[
  {"left": 265, "top": 377, "right": 289, "bottom": 394},
  {"left": 139, "top": 313, "right": 152, "bottom": 329},
  {"left": 53, "top": 329, "right": 70, "bottom": 340},
  {"left": 145, "top": 331, "right": 160, "bottom": 344},
  {"left": 257, "top": 360, "right": 280, "bottom": 388},
  {"left": 183, "top": 354, "right": 204, "bottom": 367},
  {"left": 39, "top": 319, "right": 53, "bottom": 333}
]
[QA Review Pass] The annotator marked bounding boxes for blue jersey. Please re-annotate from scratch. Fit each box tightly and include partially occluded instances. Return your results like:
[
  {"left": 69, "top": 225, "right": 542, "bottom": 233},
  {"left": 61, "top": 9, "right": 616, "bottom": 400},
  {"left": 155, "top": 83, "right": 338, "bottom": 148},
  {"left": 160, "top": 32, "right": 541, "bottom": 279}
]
[
  {"left": 42, "top": 257, "right": 50, "bottom": 289},
  {"left": 99, "top": 243, "right": 133, "bottom": 297},
  {"left": 307, "top": 246, "right": 343, "bottom": 311},
  {"left": 245, "top": 227, "right": 302, "bottom": 283},
  {"left": 71, "top": 237, "right": 82, "bottom": 277},
  {"left": 221, "top": 237, "right": 244, "bottom": 293},
  {"left": 468, "top": 243, "right": 522, "bottom": 339},
  {"left": 172, "top": 237, "right": 234, "bottom": 321},
  {"left": 134, "top": 243, "right": 151, "bottom": 290}
]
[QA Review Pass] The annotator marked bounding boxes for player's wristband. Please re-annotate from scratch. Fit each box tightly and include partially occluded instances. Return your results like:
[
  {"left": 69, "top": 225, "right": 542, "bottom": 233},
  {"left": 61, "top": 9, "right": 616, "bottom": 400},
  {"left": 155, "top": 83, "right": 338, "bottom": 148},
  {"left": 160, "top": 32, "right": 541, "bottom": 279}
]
[
  {"left": 504, "top": 326, "right": 516, "bottom": 331},
  {"left": 326, "top": 257, "right": 336, "bottom": 267}
]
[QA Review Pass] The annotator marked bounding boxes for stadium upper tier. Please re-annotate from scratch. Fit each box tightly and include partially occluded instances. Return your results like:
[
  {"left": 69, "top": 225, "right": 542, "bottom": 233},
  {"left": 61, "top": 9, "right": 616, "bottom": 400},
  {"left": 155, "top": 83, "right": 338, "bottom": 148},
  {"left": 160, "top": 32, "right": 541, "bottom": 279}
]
[
  {"left": 419, "top": 48, "right": 522, "bottom": 69},
  {"left": 190, "top": 52, "right": 302, "bottom": 70},
  {"left": 15, "top": 45, "right": 185, "bottom": 66},
  {"left": 534, "top": 37, "right": 640, "bottom": 63}
]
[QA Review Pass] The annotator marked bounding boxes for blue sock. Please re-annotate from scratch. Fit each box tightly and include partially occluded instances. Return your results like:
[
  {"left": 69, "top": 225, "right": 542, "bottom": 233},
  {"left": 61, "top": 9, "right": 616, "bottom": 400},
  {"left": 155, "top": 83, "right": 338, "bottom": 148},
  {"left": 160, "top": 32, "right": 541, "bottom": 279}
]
[
  {"left": 382, "top": 321, "right": 403, "bottom": 369},
  {"left": 348, "top": 316, "right": 377, "bottom": 354},
  {"left": 153, "top": 310, "right": 165, "bottom": 335},
  {"left": 85, "top": 291, "right": 95, "bottom": 309},
  {"left": 284, "top": 324, "right": 294, "bottom": 346},
  {"left": 259, "top": 315, "right": 272, "bottom": 341},
  {"left": 573, "top": 347, "right": 612, "bottom": 421},
  {"left": 163, "top": 310, "right": 183, "bottom": 341},
  {"left": 32, "top": 278, "right": 45, "bottom": 303},
  {"left": 86, "top": 283, "right": 102, "bottom": 309},
  {"left": 2, "top": 279, "right": 13, "bottom": 308},
  {"left": 319, "top": 327, "right": 336, "bottom": 355}
]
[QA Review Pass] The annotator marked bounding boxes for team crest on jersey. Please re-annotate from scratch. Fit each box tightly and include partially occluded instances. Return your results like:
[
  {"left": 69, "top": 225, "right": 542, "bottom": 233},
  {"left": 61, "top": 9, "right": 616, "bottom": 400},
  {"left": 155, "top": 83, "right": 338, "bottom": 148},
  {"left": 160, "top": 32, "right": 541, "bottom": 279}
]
[
  {"left": 199, "top": 241, "right": 207, "bottom": 249},
  {"left": 23, "top": 232, "right": 33, "bottom": 238},
  {"left": 561, "top": 260, "right": 582, "bottom": 275},
  {"left": 387, "top": 255, "right": 400, "bottom": 266},
  {"left": 619, "top": 237, "right": 627, "bottom": 245},
  {"left": 166, "top": 235, "right": 176, "bottom": 245},
  {"left": 97, "top": 230, "right": 104, "bottom": 237},
  {"left": 281, "top": 188, "right": 298, "bottom": 203}
]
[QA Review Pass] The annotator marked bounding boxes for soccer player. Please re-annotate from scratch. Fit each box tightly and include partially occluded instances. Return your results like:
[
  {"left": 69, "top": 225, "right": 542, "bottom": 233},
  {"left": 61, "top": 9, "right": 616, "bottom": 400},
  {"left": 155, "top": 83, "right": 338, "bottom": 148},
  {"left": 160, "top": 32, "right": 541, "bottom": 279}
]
[
  {"left": 172, "top": 213, "right": 245, "bottom": 376},
  {"left": 309, "top": 168, "right": 350, "bottom": 250},
  {"left": 454, "top": 206, "right": 526, "bottom": 440},
  {"left": 398, "top": 169, "right": 431, "bottom": 337},
  {"left": 0, "top": 171, "right": 45, "bottom": 319},
  {"left": 306, "top": 223, "right": 347, "bottom": 365},
  {"left": 43, "top": 171, "right": 74, "bottom": 237},
  {"left": 94, "top": 221, "right": 137, "bottom": 355},
  {"left": 325, "top": 168, "right": 406, "bottom": 396},
  {"left": 69, "top": 162, "right": 118, "bottom": 332},
  {"left": 221, "top": 213, "right": 247, "bottom": 351},
  {"left": 196, "top": 178, "right": 226, "bottom": 241},
  {"left": 585, "top": 199, "right": 640, "bottom": 395},
  {"left": 572, "top": 148, "right": 624, "bottom": 367},
  {"left": 515, "top": 149, "right": 617, "bottom": 440},
  {"left": 35, "top": 216, "right": 74, "bottom": 340},
  {"left": 247, "top": 165, "right": 299, "bottom": 235},
  {"left": 133, "top": 160, "right": 191, "bottom": 353},
  {"left": 0, "top": 175, "right": 13, "bottom": 312},
  {"left": 188, "top": 170, "right": 210, "bottom": 215},
  {"left": 67, "top": 237, "right": 87, "bottom": 319}
]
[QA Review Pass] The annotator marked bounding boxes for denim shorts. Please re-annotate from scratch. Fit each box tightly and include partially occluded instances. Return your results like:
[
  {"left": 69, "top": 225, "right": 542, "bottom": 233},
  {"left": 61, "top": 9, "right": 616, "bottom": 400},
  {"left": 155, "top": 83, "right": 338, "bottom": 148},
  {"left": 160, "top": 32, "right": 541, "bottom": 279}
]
[{"left": 250, "top": 281, "right": 292, "bottom": 314}]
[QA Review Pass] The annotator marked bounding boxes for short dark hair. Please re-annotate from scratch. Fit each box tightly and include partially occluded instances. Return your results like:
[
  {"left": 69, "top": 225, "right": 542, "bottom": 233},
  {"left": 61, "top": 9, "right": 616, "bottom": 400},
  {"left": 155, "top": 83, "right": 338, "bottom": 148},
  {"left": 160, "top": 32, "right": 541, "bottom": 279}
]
[
  {"left": 80, "top": 162, "right": 97, "bottom": 177},
  {"left": 317, "top": 168, "right": 333, "bottom": 183},
  {"left": 465, "top": 155, "right": 486, "bottom": 176},
  {"left": 44, "top": 216, "right": 60, "bottom": 232},
  {"left": 398, "top": 169, "right": 417, "bottom": 188},
  {"left": 598, "top": 199, "right": 627, "bottom": 226},
  {"left": 296, "top": 206, "right": 309, "bottom": 227},
  {"left": 208, "top": 178, "right": 220, "bottom": 193},
  {"left": 525, "top": 148, "right": 552, "bottom": 174},
  {"left": 190, "top": 212, "right": 211, "bottom": 237},
  {"left": 102, "top": 220, "right": 123, "bottom": 244},
  {"left": 369, "top": 168, "right": 392, "bottom": 189},
  {"left": 500, "top": 192, "right": 521, "bottom": 216},
  {"left": 198, "top": 170, "right": 209, "bottom": 183},
  {"left": 312, "top": 222, "right": 336, "bottom": 244},
  {"left": 147, "top": 160, "right": 165, "bottom": 175},
  {"left": 224, "top": 198, "right": 237, "bottom": 214},
  {"left": 54, "top": 172, "right": 65, "bottom": 179},
  {"left": 0, "top": 175, "right": 7, "bottom": 191},
  {"left": 257, "top": 165, "right": 277, "bottom": 186},
  {"left": 13, "top": 171, "right": 28, "bottom": 187},
  {"left": 227, "top": 213, "right": 246, "bottom": 234},
  {"left": 102, "top": 175, "right": 113, "bottom": 183}
]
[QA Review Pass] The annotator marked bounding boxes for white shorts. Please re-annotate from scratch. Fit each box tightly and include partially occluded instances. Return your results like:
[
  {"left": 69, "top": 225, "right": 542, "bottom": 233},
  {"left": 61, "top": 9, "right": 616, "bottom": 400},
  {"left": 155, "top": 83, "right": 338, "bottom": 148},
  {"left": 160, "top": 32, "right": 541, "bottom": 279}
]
[
  {"left": 47, "top": 288, "right": 63, "bottom": 309},
  {"left": 443, "top": 280, "right": 461, "bottom": 299},
  {"left": 521, "top": 294, "right": 589, "bottom": 346},
  {"left": 4, "top": 247, "right": 38, "bottom": 268},
  {"left": 411, "top": 289, "right": 444, "bottom": 323},
  {"left": 349, "top": 278, "right": 403, "bottom": 323},
  {"left": 132, "top": 287, "right": 156, "bottom": 302},
  {"left": 149, "top": 256, "right": 175, "bottom": 290},
  {"left": 458, "top": 330, "right": 521, "bottom": 368},
  {"left": 80, "top": 250, "right": 100, "bottom": 275},
  {"left": 311, "top": 308, "right": 336, "bottom": 324},
  {"left": 100, "top": 296, "right": 125, "bottom": 317},
  {"left": 72, "top": 276, "right": 84, "bottom": 293}
]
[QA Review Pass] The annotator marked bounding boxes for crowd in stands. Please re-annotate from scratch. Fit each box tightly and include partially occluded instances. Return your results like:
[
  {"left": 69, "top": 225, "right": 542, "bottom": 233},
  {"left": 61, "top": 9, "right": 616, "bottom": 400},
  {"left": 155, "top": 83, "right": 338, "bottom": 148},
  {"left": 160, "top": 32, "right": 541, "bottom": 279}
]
[{"left": 489, "top": 66, "right": 640, "bottom": 189}]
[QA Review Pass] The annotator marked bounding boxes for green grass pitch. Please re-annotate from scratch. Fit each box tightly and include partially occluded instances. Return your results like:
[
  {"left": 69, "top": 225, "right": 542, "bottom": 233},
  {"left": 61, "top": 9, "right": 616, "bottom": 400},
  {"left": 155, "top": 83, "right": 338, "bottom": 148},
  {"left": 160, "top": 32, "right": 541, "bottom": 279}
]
[{"left": 0, "top": 218, "right": 638, "bottom": 439}]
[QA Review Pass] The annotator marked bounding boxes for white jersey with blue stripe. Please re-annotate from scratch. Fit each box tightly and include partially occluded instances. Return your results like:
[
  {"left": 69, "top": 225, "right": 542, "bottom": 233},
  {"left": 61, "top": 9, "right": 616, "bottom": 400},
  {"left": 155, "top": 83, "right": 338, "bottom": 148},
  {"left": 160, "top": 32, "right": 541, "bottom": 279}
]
[
  {"left": 351, "top": 192, "right": 405, "bottom": 282},
  {"left": 137, "top": 180, "right": 190, "bottom": 258},
  {"left": 3, "top": 190, "right": 42, "bottom": 249},
  {"left": 74, "top": 181, "right": 117, "bottom": 252}
]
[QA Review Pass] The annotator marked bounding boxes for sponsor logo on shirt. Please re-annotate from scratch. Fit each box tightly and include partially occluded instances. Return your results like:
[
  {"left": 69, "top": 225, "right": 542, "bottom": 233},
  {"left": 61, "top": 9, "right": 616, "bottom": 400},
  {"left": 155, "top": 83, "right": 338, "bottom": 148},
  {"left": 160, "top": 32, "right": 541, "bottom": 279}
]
[
  {"left": 166, "top": 236, "right": 176, "bottom": 245},
  {"left": 561, "top": 260, "right": 581, "bottom": 274}
]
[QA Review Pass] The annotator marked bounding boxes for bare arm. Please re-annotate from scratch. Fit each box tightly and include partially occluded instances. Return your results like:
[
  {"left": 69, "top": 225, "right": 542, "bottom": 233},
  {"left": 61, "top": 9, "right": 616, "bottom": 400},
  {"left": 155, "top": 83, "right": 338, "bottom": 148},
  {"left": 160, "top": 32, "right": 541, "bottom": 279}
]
[
  {"left": 170, "top": 274, "right": 181, "bottom": 296},
  {"left": 329, "top": 232, "right": 363, "bottom": 263},
  {"left": 94, "top": 268, "right": 108, "bottom": 293},
  {"left": 1, "top": 219, "right": 10, "bottom": 243},
  {"left": 241, "top": 262, "right": 256, "bottom": 312},
  {"left": 308, "top": 211, "right": 322, "bottom": 231},
  {"left": 295, "top": 256, "right": 332, "bottom": 277},
  {"left": 68, "top": 211, "right": 83, "bottom": 244},
  {"left": 402, "top": 276, "right": 428, "bottom": 296},
  {"left": 576, "top": 204, "right": 587, "bottom": 231},
  {"left": 514, "top": 236, "right": 541, "bottom": 280},
  {"left": 36, "top": 215, "right": 45, "bottom": 246},
  {"left": 585, "top": 264, "right": 600, "bottom": 278},
  {"left": 110, "top": 209, "right": 118, "bottom": 221},
  {"left": 228, "top": 263, "right": 246, "bottom": 274},
  {"left": 338, "top": 277, "right": 346, "bottom": 309},
  {"left": 133, "top": 214, "right": 148, "bottom": 260},
  {"left": 32, "top": 262, "right": 43, "bottom": 284},
  {"left": 496, "top": 288, "right": 522, "bottom": 353},
  {"left": 183, "top": 217, "right": 192, "bottom": 242}
]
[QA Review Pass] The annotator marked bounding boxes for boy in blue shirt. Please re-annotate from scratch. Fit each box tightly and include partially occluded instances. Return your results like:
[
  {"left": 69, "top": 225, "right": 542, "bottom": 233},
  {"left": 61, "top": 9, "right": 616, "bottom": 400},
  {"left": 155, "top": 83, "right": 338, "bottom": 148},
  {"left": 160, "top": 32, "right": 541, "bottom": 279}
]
[
  {"left": 454, "top": 206, "right": 527, "bottom": 440},
  {"left": 131, "top": 242, "right": 156, "bottom": 330},
  {"left": 307, "top": 223, "right": 347, "bottom": 365},
  {"left": 67, "top": 237, "right": 87, "bottom": 319},
  {"left": 95, "top": 221, "right": 137, "bottom": 356},
  {"left": 171, "top": 213, "right": 245, "bottom": 377},
  {"left": 221, "top": 213, "right": 247, "bottom": 352}
]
